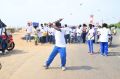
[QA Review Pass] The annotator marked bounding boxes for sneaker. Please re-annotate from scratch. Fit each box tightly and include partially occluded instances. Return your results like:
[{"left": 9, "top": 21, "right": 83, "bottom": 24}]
[
  {"left": 62, "top": 67, "right": 66, "bottom": 71},
  {"left": 104, "top": 54, "right": 108, "bottom": 57},
  {"left": 43, "top": 64, "right": 49, "bottom": 69}
]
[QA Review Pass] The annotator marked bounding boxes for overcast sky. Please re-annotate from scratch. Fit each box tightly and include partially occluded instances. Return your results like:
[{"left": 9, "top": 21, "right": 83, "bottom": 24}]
[{"left": 0, "top": 0, "right": 120, "bottom": 27}]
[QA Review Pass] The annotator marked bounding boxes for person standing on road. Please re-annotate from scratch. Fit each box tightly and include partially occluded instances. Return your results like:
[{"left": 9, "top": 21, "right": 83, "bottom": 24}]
[
  {"left": 44, "top": 18, "right": 67, "bottom": 71},
  {"left": 76, "top": 25, "right": 82, "bottom": 43},
  {"left": 26, "top": 22, "right": 33, "bottom": 42},
  {"left": 82, "top": 24, "right": 87, "bottom": 43},
  {"left": 87, "top": 24, "right": 95, "bottom": 54},
  {"left": 99, "top": 23, "right": 111, "bottom": 56},
  {"left": 64, "top": 24, "right": 71, "bottom": 44}
]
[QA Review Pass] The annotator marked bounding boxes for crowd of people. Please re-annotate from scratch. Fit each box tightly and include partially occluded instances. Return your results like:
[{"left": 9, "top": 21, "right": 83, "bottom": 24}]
[
  {"left": 25, "top": 21, "right": 113, "bottom": 46},
  {"left": 25, "top": 19, "right": 115, "bottom": 71}
]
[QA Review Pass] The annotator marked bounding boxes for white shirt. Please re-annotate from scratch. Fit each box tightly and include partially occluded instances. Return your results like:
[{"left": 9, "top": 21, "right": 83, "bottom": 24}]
[
  {"left": 99, "top": 28, "right": 111, "bottom": 42},
  {"left": 76, "top": 28, "right": 82, "bottom": 36},
  {"left": 37, "top": 31, "right": 42, "bottom": 38},
  {"left": 70, "top": 29, "right": 76, "bottom": 37},
  {"left": 87, "top": 28, "right": 95, "bottom": 40},
  {"left": 44, "top": 26, "right": 48, "bottom": 32},
  {"left": 0, "top": 28, "right": 5, "bottom": 35},
  {"left": 65, "top": 27, "right": 71, "bottom": 35},
  {"left": 26, "top": 26, "right": 33, "bottom": 34},
  {"left": 48, "top": 27, "right": 54, "bottom": 35},
  {"left": 41, "top": 28, "right": 46, "bottom": 36},
  {"left": 54, "top": 28, "right": 66, "bottom": 47}
]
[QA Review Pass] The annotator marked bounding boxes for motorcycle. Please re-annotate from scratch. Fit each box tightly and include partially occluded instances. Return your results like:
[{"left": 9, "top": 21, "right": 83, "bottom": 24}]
[{"left": 0, "top": 34, "right": 15, "bottom": 55}]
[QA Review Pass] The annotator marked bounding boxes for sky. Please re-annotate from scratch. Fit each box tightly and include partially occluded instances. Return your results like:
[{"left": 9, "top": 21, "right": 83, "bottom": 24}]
[{"left": 0, "top": 0, "right": 120, "bottom": 27}]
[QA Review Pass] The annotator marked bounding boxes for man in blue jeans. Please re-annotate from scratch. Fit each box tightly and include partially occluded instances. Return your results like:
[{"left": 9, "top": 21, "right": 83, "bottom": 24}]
[
  {"left": 44, "top": 18, "right": 66, "bottom": 71},
  {"left": 26, "top": 22, "right": 33, "bottom": 42},
  {"left": 87, "top": 24, "right": 95, "bottom": 54},
  {"left": 99, "top": 23, "right": 111, "bottom": 56}
]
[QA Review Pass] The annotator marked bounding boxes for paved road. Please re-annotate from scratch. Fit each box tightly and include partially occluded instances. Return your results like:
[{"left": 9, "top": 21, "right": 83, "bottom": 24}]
[{"left": 0, "top": 33, "right": 120, "bottom": 79}]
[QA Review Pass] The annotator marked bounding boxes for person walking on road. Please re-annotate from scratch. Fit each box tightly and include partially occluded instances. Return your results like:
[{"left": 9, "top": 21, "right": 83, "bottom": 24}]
[
  {"left": 26, "top": 22, "right": 33, "bottom": 42},
  {"left": 99, "top": 23, "right": 111, "bottom": 56},
  {"left": 87, "top": 24, "right": 95, "bottom": 54}
]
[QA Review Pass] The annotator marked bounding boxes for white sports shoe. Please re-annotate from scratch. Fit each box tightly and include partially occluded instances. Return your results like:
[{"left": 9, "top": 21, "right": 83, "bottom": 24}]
[{"left": 62, "top": 67, "right": 66, "bottom": 71}]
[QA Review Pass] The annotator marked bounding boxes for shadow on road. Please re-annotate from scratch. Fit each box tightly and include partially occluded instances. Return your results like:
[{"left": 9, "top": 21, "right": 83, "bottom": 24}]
[
  {"left": 46, "top": 66, "right": 95, "bottom": 71},
  {"left": 110, "top": 44, "right": 120, "bottom": 48},
  {"left": 67, "top": 66, "right": 95, "bottom": 71},
  {"left": 0, "top": 49, "right": 27, "bottom": 57},
  {"left": 109, "top": 51, "right": 120, "bottom": 56}
]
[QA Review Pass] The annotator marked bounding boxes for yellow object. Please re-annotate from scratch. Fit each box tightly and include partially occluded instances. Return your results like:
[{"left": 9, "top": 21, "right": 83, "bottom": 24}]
[{"left": 42, "top": 32, "right": 47, "bottom": 36}]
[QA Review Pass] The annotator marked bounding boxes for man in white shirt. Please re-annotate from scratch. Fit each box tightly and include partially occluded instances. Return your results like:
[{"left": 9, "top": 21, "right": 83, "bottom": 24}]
[
  {"left": 76, "top": 25, "right": 82, "bottom": 43},
  {"left": 70, "top": 27, "right": 76, "bottom": 43},
  {"left": 64, "top": 24, "right": 71, "bottom": 44},
  {"left": 99, "top": 23, "right": 111, "bottom": 56},
  {"left": 44, "top": 19, "right": 66, "bottom": 71},
  {"left": 87, "top": 24, "right": 95, "bottom": 54},
  {"left": 48, "top": 26, "right": 54, "bottom": 44},
  {"left": 40, "top": 24, "right": 47, "bottom": 43},
  {"left": 26, "top": 22, "right": 33, "bottom": 42},
  {"left": 44, "top": 23, "right": 49, "bottom": 43}
]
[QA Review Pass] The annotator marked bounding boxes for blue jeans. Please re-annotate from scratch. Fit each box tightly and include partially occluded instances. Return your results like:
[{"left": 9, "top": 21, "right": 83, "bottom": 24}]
[
  {"left": 100, "top": 42, "right": 108, "bottom": 55},
  {"left": 46, "top": 46, "right": 66, "bottom": 67},
  {"left": 87, "top": 40, "right": 94, "bottom": 53},
  {"left": 26, "top": 34, "right": 31, "bottom": 42}
]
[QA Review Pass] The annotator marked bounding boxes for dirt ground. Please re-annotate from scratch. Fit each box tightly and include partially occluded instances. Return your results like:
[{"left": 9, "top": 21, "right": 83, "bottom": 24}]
[{"left": 0, "top": 30, "right": 120, "bottom": 79}]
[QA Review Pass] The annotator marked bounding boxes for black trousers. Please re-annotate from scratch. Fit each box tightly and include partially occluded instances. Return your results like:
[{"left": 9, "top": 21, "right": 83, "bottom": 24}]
[{"left": 82, "top": 33, "right": 87, "bottom": 43}]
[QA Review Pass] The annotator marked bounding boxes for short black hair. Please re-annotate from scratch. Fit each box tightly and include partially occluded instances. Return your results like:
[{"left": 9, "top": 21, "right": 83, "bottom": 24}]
[
  {"left": 55, "top": 22, "right": 61, "bottom": 27},
  {"left": 79, "top": 24, "right": 81, "bottom": 27},
  {"left": 102, "top": 23, "right": 108, "bottom": 28},
  {"left": 83, "top": 24, "right": 87, "bottom": 27},
  {"left": 89, "top": 24, "right": 92, "bottom": 29},
  {"left": 65, "top": 24, "right": 67, "bottom": 27},
  {"left": 41, "top": 24, "right": 43, "bottom": 27}
]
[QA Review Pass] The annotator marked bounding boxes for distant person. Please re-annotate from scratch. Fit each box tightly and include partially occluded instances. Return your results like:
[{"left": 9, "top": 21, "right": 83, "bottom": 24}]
[
  {"left": 37, "top": 29, "right": 42, "bottom": 43},
  {"left": 26, "top": 22, "right": 33, "bottom": 42},
  {"left": 34, "top": 30, "right": 39, "bottom": 45},
  {"left": 0, "top": 19, "right": 7, "bottom": 54},
  {"left": 64, "top": 24, "right": 70, "bottom": 44},
  {"left": 44, "top": 18, "right": 67, "bottom": 71},
  {"left": 76, "top": 25, "right": 82, "bottom": 43},
  {"left": 97, "top": 25, "right": 102, "bottom": 43},
  {"left": 70, "top": 27, "right": 76, "bottom": 43},
  {"left": 41, "top": 24, "right": 47, "bottom": 43},
  {"left": 92, "top": 25, "right": 97, "bottom": 43},
  {"left": 82, "top": 24, "right": 87, "bottom": 43},
  {"left": 44, "top": 23, "right": 49, "bottom": 43},
  {"left": 87, "top": 24, "right": 95, "bottom": 54},
  {"left": 48, "top": 26, "right": 54, "bottom": 44},
  {"left": 99, "top": 23, "right": 111, "bottom": 56}
]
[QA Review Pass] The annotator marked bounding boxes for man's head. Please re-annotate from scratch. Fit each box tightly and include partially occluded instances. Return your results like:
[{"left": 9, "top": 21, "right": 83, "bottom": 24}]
[
  {"left": 65, "top": 24, "right": 67, "bottom": 27},
  {"left": 89, "top": 24, "right": 93, "bottom": 29},
  {"left": 102, "top": 23, "right": 108, "bottom": 28},
  {"left": 41, "top": 24, "right": 43, "bottom": 27},
  {"left": 55, "top": 22, "right": 61, "bottom": 28},
  {"left": 27, "top": 22, "right": 31, "bottom": 26},
  {"left": 78, "top": 25, "right": 81, "bottom": 28},
  {"left": 83, "top": 24, "right": 87, "bottom": 27}
]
